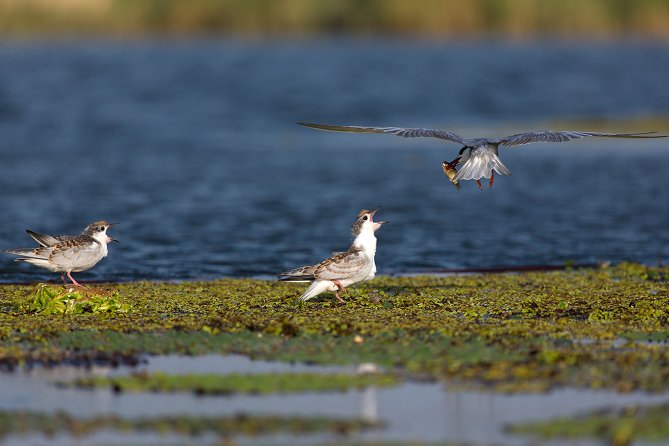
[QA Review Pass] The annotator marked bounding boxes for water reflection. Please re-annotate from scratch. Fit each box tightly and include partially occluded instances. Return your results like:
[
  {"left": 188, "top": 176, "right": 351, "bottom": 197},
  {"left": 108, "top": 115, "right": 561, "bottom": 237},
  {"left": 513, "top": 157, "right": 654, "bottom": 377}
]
[
  {"left": 2, "top": 357, "right": 669, "bottom": 445},
  {"left": 360, "top": 386, "right": 378, "bottom": 423}
]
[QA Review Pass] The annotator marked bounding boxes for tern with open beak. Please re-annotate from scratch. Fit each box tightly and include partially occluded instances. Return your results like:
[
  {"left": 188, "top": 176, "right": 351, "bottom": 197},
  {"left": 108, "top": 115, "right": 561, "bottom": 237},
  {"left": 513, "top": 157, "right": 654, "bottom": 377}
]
[
  {"left": 277, "top": 207, "right": 387, "bottom": 302},
  {"left": 3, "top": 221, "right": 120, "bottom": 288}
]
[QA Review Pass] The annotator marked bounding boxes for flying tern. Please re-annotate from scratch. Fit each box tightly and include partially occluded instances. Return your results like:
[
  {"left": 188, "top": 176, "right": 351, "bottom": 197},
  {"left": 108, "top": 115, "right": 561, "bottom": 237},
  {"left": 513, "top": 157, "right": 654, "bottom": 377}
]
[{"left": 298, "top": 122, "right": 666, "bottom": 189}]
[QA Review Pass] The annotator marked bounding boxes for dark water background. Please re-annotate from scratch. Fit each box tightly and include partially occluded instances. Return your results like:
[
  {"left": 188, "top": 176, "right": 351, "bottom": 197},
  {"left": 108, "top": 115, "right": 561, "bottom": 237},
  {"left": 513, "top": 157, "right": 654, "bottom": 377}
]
[{"left": 0, "top": 39, "right": 668, "bottom": 282}]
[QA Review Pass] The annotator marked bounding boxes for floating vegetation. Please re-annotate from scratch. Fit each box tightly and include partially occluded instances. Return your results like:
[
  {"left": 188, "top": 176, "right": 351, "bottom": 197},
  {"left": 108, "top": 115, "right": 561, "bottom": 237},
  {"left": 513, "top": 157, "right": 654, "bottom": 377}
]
[
  {"left": 0, "top": 410, "right": 379, "bottom": 440},
  {"left": 507, "top": 403, "right": 669, "bottom": 446},
  {"left": 63, "top": 370, "right": 400, "bottom": 395},
  {"left": 15, "top": 283, "right": 131, "bottom": 315},
  {"left": 0, "top": 263, "right": 668, "bottom": 392}
]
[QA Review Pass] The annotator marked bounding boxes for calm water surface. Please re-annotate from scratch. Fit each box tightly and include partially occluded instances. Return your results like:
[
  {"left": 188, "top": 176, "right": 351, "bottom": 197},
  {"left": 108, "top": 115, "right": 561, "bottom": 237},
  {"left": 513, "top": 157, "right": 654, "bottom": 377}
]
[
  {"left": 0, "top": 40, "right": 668, "bottom": 282},
  {"left": 3, "top": 356, "right": 669, "bottom": 445}
]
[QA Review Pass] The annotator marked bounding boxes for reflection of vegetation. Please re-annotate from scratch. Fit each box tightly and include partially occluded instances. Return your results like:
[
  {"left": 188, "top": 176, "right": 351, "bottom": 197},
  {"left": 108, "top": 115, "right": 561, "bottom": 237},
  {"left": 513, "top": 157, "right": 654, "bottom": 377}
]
[
  {"left": 1, "top": 263, "right": 669, "bottom": 392},
  {"left": 507, "top": 403, "right": 669, "bottom": 446},
  {"left": 17, "top": 283, "right": 130, "bottom": 315},
  {"left": 63, "top": 370, "right": 400, "bottom": 394},
  {"left": 0, "top": 0, "right": 668, "bottom": 37},
  {"left": 0, "top": 410, "right": 379, "bottom": 439}
]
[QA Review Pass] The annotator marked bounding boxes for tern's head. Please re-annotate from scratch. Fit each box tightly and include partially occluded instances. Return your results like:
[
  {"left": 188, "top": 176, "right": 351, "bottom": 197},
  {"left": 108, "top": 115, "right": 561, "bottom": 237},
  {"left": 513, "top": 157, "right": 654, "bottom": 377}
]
[
  {"left": 351, "top": 206, "right": 388, "bottom": 236},
  {"left": 458, "top": 146, "right": 472, "bottom": 161},
  {"left": 84, "top": 221, "right": 120, "bottom": 244}
]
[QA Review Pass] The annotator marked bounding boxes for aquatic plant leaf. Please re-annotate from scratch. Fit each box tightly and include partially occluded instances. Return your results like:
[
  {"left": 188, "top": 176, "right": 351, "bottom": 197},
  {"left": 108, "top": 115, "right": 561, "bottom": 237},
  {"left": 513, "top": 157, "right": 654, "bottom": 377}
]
[{"left": 17, "top": 284, "right": 131, "bottom": 315}]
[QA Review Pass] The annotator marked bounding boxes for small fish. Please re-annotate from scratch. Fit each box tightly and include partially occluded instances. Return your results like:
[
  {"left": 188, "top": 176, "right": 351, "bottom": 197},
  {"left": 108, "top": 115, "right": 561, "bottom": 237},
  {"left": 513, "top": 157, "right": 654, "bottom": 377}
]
[{"left": 441, "top": 160, "right": 462, "bottom": 190}]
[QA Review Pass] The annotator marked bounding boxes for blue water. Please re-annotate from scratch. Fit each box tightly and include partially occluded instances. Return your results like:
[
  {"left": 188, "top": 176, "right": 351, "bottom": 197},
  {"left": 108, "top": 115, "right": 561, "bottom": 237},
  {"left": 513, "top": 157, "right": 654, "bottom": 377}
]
[{"left": 0, "top": 39, "right": 668, "bottom": 282}]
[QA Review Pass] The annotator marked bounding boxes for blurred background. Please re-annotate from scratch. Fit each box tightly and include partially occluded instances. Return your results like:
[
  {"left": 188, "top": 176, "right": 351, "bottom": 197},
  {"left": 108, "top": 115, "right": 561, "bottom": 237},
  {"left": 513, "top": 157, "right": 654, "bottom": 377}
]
[
  {"left": 0, "top": 0, "right": 668, "bottom": 282},
  {"left": 1, "top": 0, "right": 669, "bottom": 38}
]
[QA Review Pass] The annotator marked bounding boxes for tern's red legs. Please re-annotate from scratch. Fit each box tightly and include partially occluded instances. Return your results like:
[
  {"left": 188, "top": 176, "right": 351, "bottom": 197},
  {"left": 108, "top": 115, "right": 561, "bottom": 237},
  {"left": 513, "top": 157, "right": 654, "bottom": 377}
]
[
  {"left": 61, "top": 273, "right": 67, "bottom": 283},
  {"left": 476, "top": 171, "right": 495, "bottom": 190},
  {"left": 66, "top": 271, "right": 87, "bottom": 289},
  {"left": 331, "top": 280, "right": 347, "bottom": 302}
]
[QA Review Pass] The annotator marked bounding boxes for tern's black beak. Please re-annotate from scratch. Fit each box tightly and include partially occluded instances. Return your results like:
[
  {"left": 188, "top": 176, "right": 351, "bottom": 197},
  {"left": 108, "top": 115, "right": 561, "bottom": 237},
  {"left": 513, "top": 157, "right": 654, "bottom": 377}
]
[
  {"left": 369, "top": 206, "right": 388, "bottom": 225},
  {"left": 107, "top": 223, "right": 120, "bottom": 243}
]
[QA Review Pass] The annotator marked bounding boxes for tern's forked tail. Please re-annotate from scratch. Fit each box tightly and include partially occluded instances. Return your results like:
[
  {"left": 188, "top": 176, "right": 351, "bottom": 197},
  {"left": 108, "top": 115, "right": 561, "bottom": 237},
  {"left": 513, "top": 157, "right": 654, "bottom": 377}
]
[{"left": 453, "top": 151, "right": 511, "bottom": 181}]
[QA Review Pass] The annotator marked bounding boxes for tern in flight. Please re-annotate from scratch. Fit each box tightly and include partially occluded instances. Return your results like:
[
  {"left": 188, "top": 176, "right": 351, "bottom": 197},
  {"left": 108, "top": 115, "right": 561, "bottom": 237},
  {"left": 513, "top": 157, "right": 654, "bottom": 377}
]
[{"left": 298, "top": 122, "right": 666, "bottom": 190}]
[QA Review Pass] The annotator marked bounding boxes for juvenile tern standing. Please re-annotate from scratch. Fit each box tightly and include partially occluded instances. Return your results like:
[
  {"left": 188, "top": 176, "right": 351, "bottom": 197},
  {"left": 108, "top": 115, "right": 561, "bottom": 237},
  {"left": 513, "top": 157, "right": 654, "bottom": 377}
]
[
  {"left": 298, "top": 122, "right": 666, "bottom": 190},
  {"left": 277, "top": 207, "right": 387, "bottom": 302},
  {"left": 3, "top": 221, "right": 120, "bottom": 287}
]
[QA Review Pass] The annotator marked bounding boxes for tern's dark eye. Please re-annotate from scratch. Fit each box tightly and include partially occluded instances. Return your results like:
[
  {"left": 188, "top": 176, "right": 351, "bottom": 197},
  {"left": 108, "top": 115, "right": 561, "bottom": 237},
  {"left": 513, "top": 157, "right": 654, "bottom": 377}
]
[
  {"left": 362, "top": 216, "right": 368, "bottom": 221},
  {"left": 99, "top": 227, "right": 104, "bottom": 231}
]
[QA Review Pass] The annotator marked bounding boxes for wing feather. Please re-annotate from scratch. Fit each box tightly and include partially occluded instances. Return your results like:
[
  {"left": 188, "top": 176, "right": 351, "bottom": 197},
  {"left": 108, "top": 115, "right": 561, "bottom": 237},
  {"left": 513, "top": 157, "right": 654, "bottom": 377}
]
[
  {"left": 26, "top": 230, "right": 76, "bottom": 247},
  {"left": 277, "top": 265, "right": 317, "bottom": 282},
  {"left": 2, "top": 247, "right": 51, "bottom": 259},
  {"left": 47, "top": 235, "right": 100, "bottom": 268},
  {"left": 313, "top": 248, "right": 367, "bottom": 280},
  {"left": 277, "top": 248, "right": 369, "bottom": 282},
  {"left": 298, "top": 122, "right": 466, "bottom": 145},
  {"left": 500, "top": 131, "right": 664, "bottom": 147}
]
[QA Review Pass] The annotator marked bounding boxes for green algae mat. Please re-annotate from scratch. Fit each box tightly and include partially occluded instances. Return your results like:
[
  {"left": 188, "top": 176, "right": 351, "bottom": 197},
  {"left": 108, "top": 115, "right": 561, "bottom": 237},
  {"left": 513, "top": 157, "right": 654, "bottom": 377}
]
[
  {"left": 507, "top": 403, "right": 669, "bottom": 446},
  {"left": 62, "top": 370, "right": 400, "bottom": 395},
  {"left": 19, "top": 283, "right": 130, "bottom": 315},
  {"left": 1, "top": 262, "right": 669, "bottom": 393}
]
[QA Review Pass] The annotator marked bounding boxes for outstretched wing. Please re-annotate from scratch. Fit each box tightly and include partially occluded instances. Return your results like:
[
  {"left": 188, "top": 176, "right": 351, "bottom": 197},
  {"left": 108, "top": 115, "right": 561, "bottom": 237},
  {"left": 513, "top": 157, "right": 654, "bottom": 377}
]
[
  {"left": 500, "top": 131, "right": 664, "bottom": 147},
  {"left": 47, "top": 236, "right": 100, "bottom": 268},
  {"left": 312, "top": 248, "right": 368, "bottom": 280},
  {"left": 298, "top": 122, "right": 466, "bottom": 145}
]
